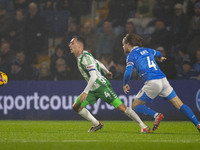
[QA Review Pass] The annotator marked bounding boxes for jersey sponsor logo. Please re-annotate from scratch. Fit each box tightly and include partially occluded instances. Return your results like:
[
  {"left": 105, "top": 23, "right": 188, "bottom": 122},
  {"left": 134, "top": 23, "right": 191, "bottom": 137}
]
[
  {"left": 86, "top": 65, "right": 95, "bottom": 69},
  {"left": 196, "top": 89, "right": 200, "bottom": 112}
]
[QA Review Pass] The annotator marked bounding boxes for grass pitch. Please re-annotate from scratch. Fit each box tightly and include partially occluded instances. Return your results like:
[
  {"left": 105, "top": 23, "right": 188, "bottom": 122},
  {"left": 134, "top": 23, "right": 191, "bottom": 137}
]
[{"left": 0, "top": 121, "right": 199, "bottom": 150}]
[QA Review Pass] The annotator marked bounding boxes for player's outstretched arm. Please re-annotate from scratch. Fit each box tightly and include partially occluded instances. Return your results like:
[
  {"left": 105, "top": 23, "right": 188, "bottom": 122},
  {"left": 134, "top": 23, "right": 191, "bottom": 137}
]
[
  {"left": 157, "top": 57, "right": 167, "bottom": 62},
  {"left": 154, "top": 50, "right": 166, "bottom": 62}
]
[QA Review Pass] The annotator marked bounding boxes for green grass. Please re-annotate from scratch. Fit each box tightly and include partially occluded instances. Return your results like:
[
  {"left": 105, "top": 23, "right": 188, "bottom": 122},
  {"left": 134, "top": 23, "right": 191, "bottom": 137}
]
[{"left": 0, "top": 121, "right": 199, "bottom": 150}]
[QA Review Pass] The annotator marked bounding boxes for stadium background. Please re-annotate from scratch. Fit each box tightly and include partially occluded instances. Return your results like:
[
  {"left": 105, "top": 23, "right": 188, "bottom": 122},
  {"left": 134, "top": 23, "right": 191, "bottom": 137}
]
[{"left": 0, "top": 0, "right": 200, "bottom": 120}]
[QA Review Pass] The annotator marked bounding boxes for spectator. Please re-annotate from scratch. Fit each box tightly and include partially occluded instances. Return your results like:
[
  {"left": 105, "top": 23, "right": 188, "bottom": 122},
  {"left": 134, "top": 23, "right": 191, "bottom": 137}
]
[
  {"left": 188, "top": 2, "right": 200, "bottom": 33},
  {"left": 56, "top": 0, "right": 69, "bottom": 11},
  {"left": 170, "top": 45, "right": 191, "bottom": 71},
  {"left": 61, "top": 20, "right": 80, "bottom": 48},
  {"left": 38, "top": 61, "right": 53, "bottom": 80},
  {"left": 0, "top": 42, "right": 15, "bottom": 73},
  {"left": 6, "top": 27, "right": 25, "bottom": 52},
  {"left": 96, "top": 21, "right": 116, "bottom": 58},
  {"left": 7, "top": 59, "right": 26, "bottom": 80},
  {"left": 14, "top": 9, "right": 25, "bottom": 33},
  {"left": 113, "top": 59, "right": 126, "bottom": 80},
  {"left": 186, "top": 1, "right": 200, "bottom": 55},
  {"left": 152, "top": 0, "right": 175, "bottom": 26},
  {"left": 171, "top": 3, "right": 188, "bottom": 46},
  {"left": 6, "top": 9, "right": 26, "bottom": 51},
  {"left": 113, "top": 22, "right": 135, "bottom": 63},
  {"left": 23, "top": 2, "right": 49, "bottom": 63},
  {"left": 156, "top": 46, "right": 177, "bottom": 79},
  {"left": 148, "top": 20, "right": 173, "bottom": 51},
  {"left": 68, "top": 0, "right": 91, "bottom": 24},
  {"left": 128, "top": 0, "right": 156, "bottom": 35},
  {"left": 60, "top": 20, "right": 80, "bottom": 69},
  {"left": 107, "top": 0, "right": 138, "bottom": 26},
  {"left": 13, "top": 0, "right": 29, "bottom": 13},
  {"left": 54, "top": 58, "right": 72, "bottom": 80},
  {"left": 177, "top": 59, "right": 199, "bottom": 79},
  {"left": 41, "top": 0, "right": 69, "bottom": 38},
  {"left": 53, "top": 0, "right": 69, "bottom": 37},
  {"left": 50, "top": 46, "right": 68, "bottom": 77},
  {"left": 193, "top": 49, "right": 200, "bottom": 72},
  {"left": 15, "top": 50, "right": 32, "bottom": 80},
  {"left": 0, "top": 4, "right": 14, "bottom": 40},
  {"left": 0, "top": 0, "right": 14, "bottom": 14},
  {"left": 187, "top": 0, "right": 200, "bottom": 21},
  {"left": 80, "top": 21, "right": 98, "bottom": 56}
]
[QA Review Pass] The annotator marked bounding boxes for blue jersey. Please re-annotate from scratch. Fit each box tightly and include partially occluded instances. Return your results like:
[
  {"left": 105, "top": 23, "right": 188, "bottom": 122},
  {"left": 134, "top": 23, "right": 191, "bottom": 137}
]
[{"left": 123, "top": 46, "right": 166, "bottom": 84}]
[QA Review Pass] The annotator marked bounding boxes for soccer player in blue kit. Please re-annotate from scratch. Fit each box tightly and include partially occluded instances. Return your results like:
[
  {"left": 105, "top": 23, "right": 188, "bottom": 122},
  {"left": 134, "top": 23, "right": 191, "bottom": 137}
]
[{"left": 122, "top": 33, "right": 200, "bottom": 132}]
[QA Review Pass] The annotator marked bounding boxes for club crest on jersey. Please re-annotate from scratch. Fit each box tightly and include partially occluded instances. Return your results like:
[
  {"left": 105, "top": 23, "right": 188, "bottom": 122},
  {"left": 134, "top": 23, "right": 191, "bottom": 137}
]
[{"left": 196, "top": 89, "right": 200, "bottom": 112}]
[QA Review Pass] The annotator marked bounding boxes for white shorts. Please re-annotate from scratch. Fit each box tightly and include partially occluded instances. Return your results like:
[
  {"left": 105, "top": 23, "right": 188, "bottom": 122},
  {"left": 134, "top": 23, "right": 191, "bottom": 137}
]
[{"left": 136, "top": 78, "right": 176, "bottom": 103}]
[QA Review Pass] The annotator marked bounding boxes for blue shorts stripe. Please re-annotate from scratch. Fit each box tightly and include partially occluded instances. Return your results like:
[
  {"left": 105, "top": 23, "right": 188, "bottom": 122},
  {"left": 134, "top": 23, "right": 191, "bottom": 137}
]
[
  {"left": 138, "top": 92, "right": 153, "bottom": 103},
  {"left": 165, "top": 90, "right": 177, "bottom": 101}
]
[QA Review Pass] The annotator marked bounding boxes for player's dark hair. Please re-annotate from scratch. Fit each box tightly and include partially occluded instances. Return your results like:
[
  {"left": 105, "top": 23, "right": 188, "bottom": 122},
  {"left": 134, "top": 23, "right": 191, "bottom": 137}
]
[
  {"left": 124, "top": 33, "right": 143, "bottom": 47},
  {"left": 73, "top": 36, "right": 85, "bottom": 47}
]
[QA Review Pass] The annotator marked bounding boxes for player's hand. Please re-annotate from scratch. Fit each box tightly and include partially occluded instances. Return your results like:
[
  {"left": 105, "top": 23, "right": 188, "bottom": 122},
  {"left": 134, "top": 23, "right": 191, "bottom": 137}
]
[
  {"left": 123, "top": 84, "right": 130, "bottom": 94},
  {"left": 106, "top": 72, "right": 113, "bottom": 79},
  {"left": 79, "top": 92, "right": 88, "bottom": 103},
  {"left": 158, "top": 57, "right": 167, "bottom": 62}
]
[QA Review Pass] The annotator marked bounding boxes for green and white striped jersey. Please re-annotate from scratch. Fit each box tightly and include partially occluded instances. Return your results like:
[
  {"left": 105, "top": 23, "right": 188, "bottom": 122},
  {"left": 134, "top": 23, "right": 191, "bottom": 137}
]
[{"left": 76, "top": 50, "right": 108, "bottom": 91}]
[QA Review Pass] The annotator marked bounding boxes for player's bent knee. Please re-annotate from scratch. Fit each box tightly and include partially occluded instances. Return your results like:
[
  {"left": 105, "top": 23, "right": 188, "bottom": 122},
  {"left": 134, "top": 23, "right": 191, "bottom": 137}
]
[
  {"left": 117, "top": 104, "right": 127, "bottom": 112},
  {"left": 132, "top": 98, "right": 145, "bottom": 110},
  {"left": 72, "top": 103, "right": 81, "bottom": 112}
]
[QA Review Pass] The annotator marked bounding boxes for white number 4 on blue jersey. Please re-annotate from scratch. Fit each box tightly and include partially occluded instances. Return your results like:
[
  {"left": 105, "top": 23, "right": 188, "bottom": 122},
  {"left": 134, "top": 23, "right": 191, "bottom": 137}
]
[{"left": 147, "top": 56, "right": 157, "bottom": 70}]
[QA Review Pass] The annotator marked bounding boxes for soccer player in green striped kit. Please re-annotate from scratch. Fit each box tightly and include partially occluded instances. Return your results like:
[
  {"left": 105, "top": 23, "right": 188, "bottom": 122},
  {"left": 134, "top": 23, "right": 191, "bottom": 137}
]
[{"left": 69, "top": 36, "right": 150, "bottom": 133}]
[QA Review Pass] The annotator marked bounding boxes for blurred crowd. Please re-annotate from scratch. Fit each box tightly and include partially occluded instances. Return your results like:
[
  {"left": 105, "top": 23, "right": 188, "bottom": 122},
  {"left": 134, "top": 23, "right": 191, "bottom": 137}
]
[{"left": 0, "top": 0, "right": 200, "bottom": 81}]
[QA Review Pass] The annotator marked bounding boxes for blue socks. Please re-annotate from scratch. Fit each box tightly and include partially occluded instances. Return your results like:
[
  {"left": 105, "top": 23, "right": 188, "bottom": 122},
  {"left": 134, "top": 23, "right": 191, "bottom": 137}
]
[
  {"left": 180, "top": 104, "right": 199, "bottom": 126},
  {"left": 135, "top": 105, "right": 157, "bottom": 118},
  {"left": 135, "top": 104, "right": 199, "bottom": 127}
]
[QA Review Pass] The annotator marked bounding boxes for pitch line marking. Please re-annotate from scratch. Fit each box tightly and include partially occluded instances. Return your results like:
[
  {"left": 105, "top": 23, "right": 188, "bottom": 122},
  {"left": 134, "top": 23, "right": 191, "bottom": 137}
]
[{"left": 0, "top": 139, "right": 200, "bottom": 143}]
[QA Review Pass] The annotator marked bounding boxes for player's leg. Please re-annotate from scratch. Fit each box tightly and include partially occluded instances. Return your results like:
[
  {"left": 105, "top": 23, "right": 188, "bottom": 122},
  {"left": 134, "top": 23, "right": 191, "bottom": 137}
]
[
  {"left": 116, "top": 102, "right": 150, "bottom": 133},
  {"left": 132, "top": 97, "right": 164, "bottom": 131},
  {"left": 161, "top": 78, "right": 200, "bottom": 132},
  {"left": 97, "top": 82, "right": 150, "bottom": 133},
  {"left": 72, "top": 94, "right": 103, "bottom": 132},
  {"left": 169, "top": 96, "right": 200, "bottom": 131},
  {"left": 132, "top": 80, "right": 164, "bottom": 130},
  {"left": 132, "top": 98, "right": 158, "bottom": 118}
]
